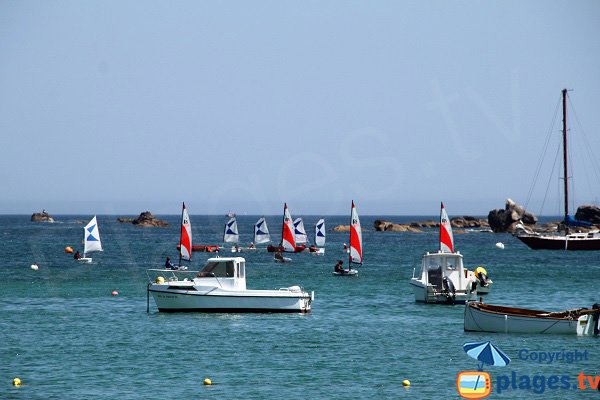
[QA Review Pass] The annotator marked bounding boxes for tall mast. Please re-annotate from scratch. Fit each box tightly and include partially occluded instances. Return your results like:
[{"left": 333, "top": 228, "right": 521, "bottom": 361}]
[
  {"left": 179, "top": 202, "right": 185, "bottom": 268},
  {"left": 562, "top": 88, "right": 569, "bottom": 226}
]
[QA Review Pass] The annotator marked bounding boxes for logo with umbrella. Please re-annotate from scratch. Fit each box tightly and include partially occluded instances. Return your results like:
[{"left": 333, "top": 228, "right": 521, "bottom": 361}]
[{"left": 456, "top": 341, "right": 511, "bottom": 399}]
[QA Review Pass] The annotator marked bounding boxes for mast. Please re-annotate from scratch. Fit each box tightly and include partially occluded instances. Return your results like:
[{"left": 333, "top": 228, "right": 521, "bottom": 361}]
[
  {"left": 562, "top": 88, "right": 569, "bottom": 230},
  {"left": 439, "top": 202, "right": 443, "bottom": 252},
  {"left": 179, "top": 202, "right": 185, "bottom": 268},
  {"left": 281, "top": 203, "right": 286, "bottom": 247}
]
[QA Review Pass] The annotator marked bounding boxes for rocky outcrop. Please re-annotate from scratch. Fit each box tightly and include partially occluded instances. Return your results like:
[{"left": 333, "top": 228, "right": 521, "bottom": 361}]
[
  {"left": 451, "top": 216, "right": 490, "bottom": 229},
  {"left": 487, "top": 198, "right": 537, "bottom": 233},
  {"left": 373, "top": 217, "right": 488, "bottom": 232},
  {"left": 575, "top": 205, "right": 600, "bottom": 224},
  {"left": 31, "top": 210, "right": 54, "bottom": 222},
  {"left": 118, "top": 211, "right": 168, "bottom": 227}
]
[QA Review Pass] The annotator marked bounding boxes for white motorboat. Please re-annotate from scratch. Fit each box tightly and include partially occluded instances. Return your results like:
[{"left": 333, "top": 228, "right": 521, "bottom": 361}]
[
  {"left": 76, "top": 216, "right": 103, "bottom": 263},
  {"left": 464, "top": 302, "right": 600, "bottom": 335},
  {"left": 409, "top": 203, "right": 492, "bottom": 303},
  {"left": 147, "top": 256, "right": 313, "bottom": 312}
]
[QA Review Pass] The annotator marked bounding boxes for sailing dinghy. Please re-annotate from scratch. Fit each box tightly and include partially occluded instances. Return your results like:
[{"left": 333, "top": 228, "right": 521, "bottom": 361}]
[
  {"left": 267, "top": 203, "right": 306, "bottom": 253},
  {"left": 223, "top": 216, "right": 241, "bottom": 252},
  {"left": 77, "top": 216, "right": 103, "bottom": 263},
  {"left": 311, "top": 219, "right": 326, "bottom": 255},
  {"left": 333, "top": 201, "right": 361, "bottom": 276}
]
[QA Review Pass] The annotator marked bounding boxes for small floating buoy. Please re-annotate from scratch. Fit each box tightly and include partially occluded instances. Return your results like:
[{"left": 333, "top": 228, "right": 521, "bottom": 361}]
[
  {"left": 402, "top": 379, "right": 410, "bottom": 387},
  {"left": 13, "top": 377, "right": 22, "bottom": 387},
  {"left": 65, "top": 246, "right": 73, "bottom": 253},
  {"left": 31, "top": 264, "right": 39, "bottom": 270},
  {"left": 495, "top": 242, "right": 505, "bottom": 249},
  {"left": 203, "top": 378, "right": 212, "bottom": 385},
  {"left": 111, "top": 290, "right": 119, "bottom": 296},
  {"left": 155, "top": 276, "right": 165, "bottom": 284}
]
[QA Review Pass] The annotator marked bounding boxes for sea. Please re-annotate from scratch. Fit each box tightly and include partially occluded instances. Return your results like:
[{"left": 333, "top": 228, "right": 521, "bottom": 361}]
[{"left": 1, "top": 214, "right": 599, "bottom": 399}]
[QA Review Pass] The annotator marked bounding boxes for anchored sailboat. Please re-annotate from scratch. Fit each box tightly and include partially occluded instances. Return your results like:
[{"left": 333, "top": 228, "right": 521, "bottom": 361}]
[{"left": 515, "top": 89, "right": 600, "bottom": 250}]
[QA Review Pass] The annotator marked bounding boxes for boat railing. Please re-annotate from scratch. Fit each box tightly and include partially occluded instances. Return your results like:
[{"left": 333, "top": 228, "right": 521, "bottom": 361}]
[{"left": 146, "top": 268, "right": 200, "bottom": 283}]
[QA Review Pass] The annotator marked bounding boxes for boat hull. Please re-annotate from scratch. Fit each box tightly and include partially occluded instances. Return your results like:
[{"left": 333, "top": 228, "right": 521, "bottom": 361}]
[
  {"left": 515, "top": 234, "right": 600, "bottom": 250},
  {"left": 267, "top": 244, "right": 306, "bottom": 253},
  {"left": 409, "top": 279, "right": 473, "bottom": 304},
  {"left": 149, "top": 286, "right": 312, "bottom": 313},
  {"left": 464, "top": 302, "right": 587, "bottom": 334},
  {"left": 332, "top": 269, "right": 358, "bottom": 276}
]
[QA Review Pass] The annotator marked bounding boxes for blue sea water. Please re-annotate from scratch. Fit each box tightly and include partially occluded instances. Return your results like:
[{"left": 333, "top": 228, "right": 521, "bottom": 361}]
[{"left": 1, "top": 214, "right": 599, "bottom": 399}]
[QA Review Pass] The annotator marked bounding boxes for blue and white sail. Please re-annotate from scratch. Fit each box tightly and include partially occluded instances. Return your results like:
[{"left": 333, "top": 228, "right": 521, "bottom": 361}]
[
  {"left": 315, "top": 219, "right": 325, "bottom": 247},
  {"left": 223, "top": 217, "right": 239, "bottom": 244},
  {"left": 254, "top": 217, "right": 271, "bottom": 244},
  {"left": 293, "top": 217, "right": 308, "bottom": 244},
  {"left": 83, "top": 216, "right": 103, "bottom": 256}
]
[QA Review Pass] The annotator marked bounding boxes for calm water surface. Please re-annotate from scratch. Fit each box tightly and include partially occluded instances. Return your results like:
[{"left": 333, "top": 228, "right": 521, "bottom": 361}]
[{"left": 1, "top": 215, "right": 599, "bottom": 399}]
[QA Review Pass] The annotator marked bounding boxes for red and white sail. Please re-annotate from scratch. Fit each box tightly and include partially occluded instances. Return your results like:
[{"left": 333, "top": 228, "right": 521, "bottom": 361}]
[
  {"left": 180, "top": 202, "right": 192, "bottom": 261},
  {"left": 281, "top": 203, "right": 297, "bottom": 252},
  {"left": 439, "top": 202, "right": 454, "bottom": 253},
  {"left": 349, "top": 201, "right": 363, "bottom": 264}
]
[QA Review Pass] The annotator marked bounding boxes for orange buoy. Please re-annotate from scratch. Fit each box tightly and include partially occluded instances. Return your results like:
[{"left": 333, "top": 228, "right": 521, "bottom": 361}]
[{"left": 65, "top": 246, "right": 73, "bottom": 253}]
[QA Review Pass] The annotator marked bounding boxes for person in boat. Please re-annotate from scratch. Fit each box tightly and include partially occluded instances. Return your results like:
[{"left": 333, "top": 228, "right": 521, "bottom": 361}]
[
  {"left": 248, "top": 242, "right": 256, "bottom": 249},
  {"left": 73, "top": 251, "right": 81, "bottom": 260},
  {"left": 274, "top": 251, "right": 284, "bottom": 261},
  {"left": 334, "top": 260, "right": 345, "bottom": 273},
  {"left": 164, "top": 256, "right": 175, "bottom": 270}
]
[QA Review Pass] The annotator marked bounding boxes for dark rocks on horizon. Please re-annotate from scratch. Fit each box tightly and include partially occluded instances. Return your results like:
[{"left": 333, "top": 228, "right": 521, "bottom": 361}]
[
  {"left": 117, "top": 211, "right": 168, "bottom": 227},
  {"left": 31, "top": 210, "right": 54, "bottom": 222},
  {"left": 488, "top": 199, "right": 600, "bottom": 233},
  {"left": 373, "top": 217, "right": 489, "bottom": 233},
  {"left": 575, "top": 204, "right": 600, "bottom": 224},
  {"left": 487, "top": 198, "right": 537, "bottom": 233}
]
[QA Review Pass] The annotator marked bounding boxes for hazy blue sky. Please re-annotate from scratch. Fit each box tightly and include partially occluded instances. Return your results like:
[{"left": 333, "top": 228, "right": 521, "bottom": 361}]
[{"left": 1, "top": 1, "right": 599, "bottom": 216}]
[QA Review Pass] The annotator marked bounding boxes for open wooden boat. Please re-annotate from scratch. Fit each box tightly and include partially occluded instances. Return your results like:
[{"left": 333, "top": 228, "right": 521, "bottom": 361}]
[{"left": 464, "top": 301, "right": 600, "bottom": 335}]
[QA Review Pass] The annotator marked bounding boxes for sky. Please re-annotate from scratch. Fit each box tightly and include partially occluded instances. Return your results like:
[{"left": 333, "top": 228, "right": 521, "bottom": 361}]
[{"left": 1, "top": 1, "right": 599, "bottom": 216}]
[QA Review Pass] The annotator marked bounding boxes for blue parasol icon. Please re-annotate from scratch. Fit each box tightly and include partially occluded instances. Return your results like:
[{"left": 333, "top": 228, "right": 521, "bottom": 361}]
[{"left": 463, "top": 341, "right": 511, "bottom": 371}]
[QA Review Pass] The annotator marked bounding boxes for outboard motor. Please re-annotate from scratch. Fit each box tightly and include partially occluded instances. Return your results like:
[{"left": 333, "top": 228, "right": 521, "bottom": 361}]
[
  {"left": 442, "top": 277, "right": 456, "bottom": 304},
  {"left": 477, "top": 271, "right": 489, "bottom": 286}
]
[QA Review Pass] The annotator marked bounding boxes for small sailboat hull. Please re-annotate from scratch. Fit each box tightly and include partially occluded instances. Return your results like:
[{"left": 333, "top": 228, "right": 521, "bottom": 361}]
[{"left": 332, "top": 269, "right": 358, "bottom": 276}]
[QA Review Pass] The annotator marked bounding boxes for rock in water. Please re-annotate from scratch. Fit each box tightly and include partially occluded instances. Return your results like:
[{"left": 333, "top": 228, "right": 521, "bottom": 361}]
[
  {"left": 488, "top": 198, "right": 537, "bottom": 233},
  {"left": 118, "top": 211, "right": 168, "bottom": 227},
  {"left": 31, "top": 210, "right": 54, "bottom": 222},
  {"left": 575, "top": 205, "right": 600, "bottom": 224}
]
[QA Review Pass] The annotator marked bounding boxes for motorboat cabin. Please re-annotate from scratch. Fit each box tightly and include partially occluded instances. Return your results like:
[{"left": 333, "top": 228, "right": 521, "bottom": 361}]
[{"left": 410, "top": 251, "right": 482, "bottom": 304}]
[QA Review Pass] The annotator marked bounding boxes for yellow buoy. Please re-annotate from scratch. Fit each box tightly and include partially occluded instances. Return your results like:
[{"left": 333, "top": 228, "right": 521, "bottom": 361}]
[
  {"left": 13, "top": 377, "right": 22, "bottom": 386},
  {"left": 203, "top": 378, "right": 212, "bottom": 385},
  {"left": 155, "top": 276, "right": 165, "bottom": 284},
  {"left": 65, "top": 246, "right": 73, "bottom": 254},
  {"left": 402, "top": 379, "right": 410, "bottom": 387}
]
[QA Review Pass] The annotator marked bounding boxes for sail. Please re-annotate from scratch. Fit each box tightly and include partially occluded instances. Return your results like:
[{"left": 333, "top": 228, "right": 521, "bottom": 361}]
[
  {"left": 349, "top": 201, "right": 362, "bottom": 264},
  {"left": 223, "top": 217, "right": 239, "bottom": 243},
  {"left": 180, "top": 203, "right": 192, "bottom": 261},
  {"left": 254, "top": 217, "right": 271, "bottom": 244},
  {"left": 281, "top": 203, "right": 297, "bottom": 252},
  {"left": 83, "top": 216, "right": 103, "bottom": 255},
  {"left": 315, "top": 218, "right": 326, "bottom": 247},
  {"left": 293, "top": 217, "right": 308, "bottom": 244},
  {"left": 440, "top": 202, "right": 454, "bottom": 253}
]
